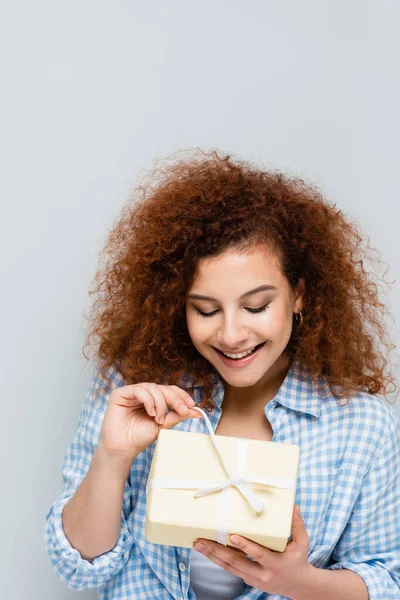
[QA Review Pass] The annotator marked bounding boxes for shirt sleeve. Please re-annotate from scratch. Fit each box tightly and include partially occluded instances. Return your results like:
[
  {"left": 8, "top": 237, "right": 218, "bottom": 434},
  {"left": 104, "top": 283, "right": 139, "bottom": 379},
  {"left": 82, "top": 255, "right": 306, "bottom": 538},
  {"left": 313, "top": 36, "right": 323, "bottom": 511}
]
[
  {"left": 44, "top": 366, "right": 135, "bottom": 590},
  {"left": 326, "top": 406, "right": 400, "bottom": 600}
]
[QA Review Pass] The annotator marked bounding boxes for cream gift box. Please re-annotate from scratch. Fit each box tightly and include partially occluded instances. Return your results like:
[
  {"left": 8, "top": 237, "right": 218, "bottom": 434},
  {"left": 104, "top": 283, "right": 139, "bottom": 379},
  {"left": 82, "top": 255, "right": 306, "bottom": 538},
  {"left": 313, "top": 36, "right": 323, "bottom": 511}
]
[{"left": 145, "top": 407, "right": 300, "bottom": 552}]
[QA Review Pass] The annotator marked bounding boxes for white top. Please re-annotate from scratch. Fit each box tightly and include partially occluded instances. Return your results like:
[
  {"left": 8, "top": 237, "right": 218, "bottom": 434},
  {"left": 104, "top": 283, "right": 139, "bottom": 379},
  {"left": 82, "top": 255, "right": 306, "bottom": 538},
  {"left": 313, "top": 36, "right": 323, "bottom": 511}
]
[{"left": 190, "top": 548, "right": 246, "bottom": 599}]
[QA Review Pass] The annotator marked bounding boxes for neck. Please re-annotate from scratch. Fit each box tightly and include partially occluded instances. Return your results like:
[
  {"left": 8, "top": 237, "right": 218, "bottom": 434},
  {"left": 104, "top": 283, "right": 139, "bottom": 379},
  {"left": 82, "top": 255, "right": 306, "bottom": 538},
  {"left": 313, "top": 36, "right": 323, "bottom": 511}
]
[{"left": 221, "top": 353, "right": 292, "bottom": 414}]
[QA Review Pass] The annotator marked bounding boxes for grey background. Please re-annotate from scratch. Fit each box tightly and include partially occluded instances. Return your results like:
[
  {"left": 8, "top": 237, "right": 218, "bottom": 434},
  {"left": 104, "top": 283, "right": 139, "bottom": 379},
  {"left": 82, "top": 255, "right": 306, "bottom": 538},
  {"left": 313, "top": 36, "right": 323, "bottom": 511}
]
[{"left": 0, "top": 1, "right": 399, "bottom": 598}]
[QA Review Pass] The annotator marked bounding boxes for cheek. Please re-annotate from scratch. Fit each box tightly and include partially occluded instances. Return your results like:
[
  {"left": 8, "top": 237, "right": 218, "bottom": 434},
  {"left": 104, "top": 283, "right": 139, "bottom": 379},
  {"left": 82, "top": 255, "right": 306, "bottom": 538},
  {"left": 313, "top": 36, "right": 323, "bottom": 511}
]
[
  {"left": 263, "top": 305, "right": 293, "bottom": 336},
  {"left": 186, "top": 314, "right": 207, "bottom": 343}
]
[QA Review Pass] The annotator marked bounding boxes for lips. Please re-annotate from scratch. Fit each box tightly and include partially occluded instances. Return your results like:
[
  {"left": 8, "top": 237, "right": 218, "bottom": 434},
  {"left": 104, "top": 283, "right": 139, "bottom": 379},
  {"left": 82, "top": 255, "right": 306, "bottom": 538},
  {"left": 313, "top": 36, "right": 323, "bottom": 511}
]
[
  {"left": 214, "top": 341, "right": 265, "bottom": 357},
  {"left": 213, "top": 341, "right": 266, "bottom": 369}
]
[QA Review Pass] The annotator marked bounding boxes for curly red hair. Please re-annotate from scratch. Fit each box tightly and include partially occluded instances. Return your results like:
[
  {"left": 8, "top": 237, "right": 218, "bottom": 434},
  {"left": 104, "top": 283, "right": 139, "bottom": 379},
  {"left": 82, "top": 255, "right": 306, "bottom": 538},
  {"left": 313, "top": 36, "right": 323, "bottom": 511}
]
[{"left": 83, "top": 148, "right": 398, "bottom": 410}]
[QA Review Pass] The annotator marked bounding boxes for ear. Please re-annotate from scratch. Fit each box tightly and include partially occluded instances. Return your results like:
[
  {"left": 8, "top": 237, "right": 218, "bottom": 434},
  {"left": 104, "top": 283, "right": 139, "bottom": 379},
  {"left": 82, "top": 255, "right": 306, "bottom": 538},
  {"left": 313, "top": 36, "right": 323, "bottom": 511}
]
[{"left": 294, "top": 277, "right": 306, "bottom": 310}]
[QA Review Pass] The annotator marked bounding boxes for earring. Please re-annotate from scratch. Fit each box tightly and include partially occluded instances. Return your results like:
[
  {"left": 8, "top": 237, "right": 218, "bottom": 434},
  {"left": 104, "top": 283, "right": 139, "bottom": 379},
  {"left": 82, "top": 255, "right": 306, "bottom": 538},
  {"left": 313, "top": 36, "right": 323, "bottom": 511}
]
[{"left": 295, "top": 310, "right": 303, "bottom": 325}]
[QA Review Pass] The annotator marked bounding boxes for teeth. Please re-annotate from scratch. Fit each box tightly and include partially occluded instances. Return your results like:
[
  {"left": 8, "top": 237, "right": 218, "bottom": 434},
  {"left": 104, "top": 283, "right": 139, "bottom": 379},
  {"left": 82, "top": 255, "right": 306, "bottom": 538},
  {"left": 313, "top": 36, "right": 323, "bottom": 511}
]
[{"left": 222, "top": 347, "right": 256, "bottom": 359}]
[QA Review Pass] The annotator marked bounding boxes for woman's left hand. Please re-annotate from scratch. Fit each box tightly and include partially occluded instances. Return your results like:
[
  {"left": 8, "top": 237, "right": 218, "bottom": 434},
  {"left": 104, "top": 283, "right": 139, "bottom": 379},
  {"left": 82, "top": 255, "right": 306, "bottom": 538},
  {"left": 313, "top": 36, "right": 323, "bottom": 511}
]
[{"left": 192, "top": 504, "right": 313, "bottom": 598}]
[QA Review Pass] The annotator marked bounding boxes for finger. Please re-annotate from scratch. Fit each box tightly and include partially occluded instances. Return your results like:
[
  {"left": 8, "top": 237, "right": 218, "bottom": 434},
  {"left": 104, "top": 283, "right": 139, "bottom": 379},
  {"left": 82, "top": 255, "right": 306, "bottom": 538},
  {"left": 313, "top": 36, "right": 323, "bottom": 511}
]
[
  {"left": 113, "top": 383, "right": 162, "bottom": 417},
  {"left": 162, "top": 406, "right": 203, "bottom": 429},
  {"left": 159, "top": 386, "right": 195, "bottom": 419},
  {"left": 228, "top": 535, "right": 274, "bottom": 565},
  {"left": 159, "top": 387, "right": 202, "bottom": 428},
  {"left": 196, "top": 549, "right": 251, "bottom": 583},
  {"left": 193, "top": 539, "right": 260, "bottom": 580},
  {"left": 168, "top": 388, "right": 204, "bottom": 424},
  {"left": 113, "top": 383, "right": 156, "bottom": 417},
  {"left": 146, "top": 383, "right": 169, "bottom": 424},
  {"left": 167, "top": 385, "right": 196, "bottom": 407},
  {"left": 159, "top": 385, "right": 189, "bottom": 416},
  {"left": 290, "top": 504, "right": 309, "bottom": 549}
]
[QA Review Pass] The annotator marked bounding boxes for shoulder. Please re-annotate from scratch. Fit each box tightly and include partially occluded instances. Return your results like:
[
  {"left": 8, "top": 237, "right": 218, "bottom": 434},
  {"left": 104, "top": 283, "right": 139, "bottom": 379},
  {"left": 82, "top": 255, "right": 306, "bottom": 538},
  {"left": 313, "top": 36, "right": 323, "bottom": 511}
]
[
  {"left": 93, "top": 361, "right": 126, "bottom": 389},
  {"left": 84, "top": 362, "right": 126, "bottom": 409},
  {"left": 70, "top": 363, "right": 127, "bottom": 446},
  {"left": 319, "top": 389, "right": 399, "bottom": 452}
]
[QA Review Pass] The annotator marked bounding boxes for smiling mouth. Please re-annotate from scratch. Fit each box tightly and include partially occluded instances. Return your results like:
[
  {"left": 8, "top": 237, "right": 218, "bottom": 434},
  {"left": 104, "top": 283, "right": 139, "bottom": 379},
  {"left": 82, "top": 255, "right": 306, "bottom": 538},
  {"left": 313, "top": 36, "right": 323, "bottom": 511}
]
[{"left": 213, "top": 341, "right": 266, "bottom": 358}]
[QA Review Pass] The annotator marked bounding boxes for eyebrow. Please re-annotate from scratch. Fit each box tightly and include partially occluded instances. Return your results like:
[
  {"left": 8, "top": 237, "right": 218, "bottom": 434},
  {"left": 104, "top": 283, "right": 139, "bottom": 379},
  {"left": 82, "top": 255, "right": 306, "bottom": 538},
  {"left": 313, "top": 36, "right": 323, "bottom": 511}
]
[{"left": 187, "top": 284, "right": 277, "bottom": 302}]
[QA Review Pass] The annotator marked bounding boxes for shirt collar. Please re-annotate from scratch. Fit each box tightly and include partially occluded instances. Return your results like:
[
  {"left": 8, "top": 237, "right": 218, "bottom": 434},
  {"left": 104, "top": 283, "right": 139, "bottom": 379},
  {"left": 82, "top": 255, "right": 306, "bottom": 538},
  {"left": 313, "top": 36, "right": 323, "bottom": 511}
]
[{"left": 179, "top": 359, "right": 322, "bottom": 418}]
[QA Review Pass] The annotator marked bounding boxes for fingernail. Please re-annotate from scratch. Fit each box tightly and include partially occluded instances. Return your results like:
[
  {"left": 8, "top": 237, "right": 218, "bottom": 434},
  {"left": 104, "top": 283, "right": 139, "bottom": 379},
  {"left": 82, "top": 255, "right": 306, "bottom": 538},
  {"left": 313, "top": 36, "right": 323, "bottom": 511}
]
[
  {"left": 194, "top": 543, "right": 205, "bottom": 552},
  {"left": 229, "top": 535, "right": 240, "bottom": 545}
]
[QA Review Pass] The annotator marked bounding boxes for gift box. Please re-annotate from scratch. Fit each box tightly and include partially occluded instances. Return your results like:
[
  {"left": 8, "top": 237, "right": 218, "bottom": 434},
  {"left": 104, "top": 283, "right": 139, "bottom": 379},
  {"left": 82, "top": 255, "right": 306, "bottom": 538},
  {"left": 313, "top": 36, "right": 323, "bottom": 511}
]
[{"left": 145, "top": 407, "right": 300, "bottom": 552}]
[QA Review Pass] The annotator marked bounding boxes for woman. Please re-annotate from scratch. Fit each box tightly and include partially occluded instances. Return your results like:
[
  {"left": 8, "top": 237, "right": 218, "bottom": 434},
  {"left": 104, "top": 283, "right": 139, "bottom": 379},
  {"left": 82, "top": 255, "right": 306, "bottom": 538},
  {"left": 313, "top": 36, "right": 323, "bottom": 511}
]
[{"left": 44, "top": 149, "right": 400, "bottom": 599}]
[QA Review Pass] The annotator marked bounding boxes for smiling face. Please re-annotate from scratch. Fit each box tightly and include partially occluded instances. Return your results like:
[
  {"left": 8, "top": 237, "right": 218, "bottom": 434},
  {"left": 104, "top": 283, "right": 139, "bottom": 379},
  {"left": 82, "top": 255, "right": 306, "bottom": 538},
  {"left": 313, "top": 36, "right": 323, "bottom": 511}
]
[{"left": 185, "top": 245, "right": 305, "bottom": 394}]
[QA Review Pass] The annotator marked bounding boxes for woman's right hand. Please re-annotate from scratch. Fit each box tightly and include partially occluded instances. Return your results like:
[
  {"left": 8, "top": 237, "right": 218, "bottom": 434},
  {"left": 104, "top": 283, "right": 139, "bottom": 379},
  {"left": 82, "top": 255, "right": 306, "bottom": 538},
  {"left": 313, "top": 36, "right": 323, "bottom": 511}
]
[{"left": 98, "top": 383, "right": 203, "bottom": 459}]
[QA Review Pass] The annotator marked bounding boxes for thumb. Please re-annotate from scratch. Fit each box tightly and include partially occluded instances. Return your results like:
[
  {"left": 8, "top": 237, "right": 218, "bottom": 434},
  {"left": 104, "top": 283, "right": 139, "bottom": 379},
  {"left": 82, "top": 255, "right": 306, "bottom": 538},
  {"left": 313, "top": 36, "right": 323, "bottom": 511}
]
[
  {"left": 291, "top": 504, "right": 309, "bottom": 548},
  {"left": 161, "top": 408, "right": 203, "bottom": 430}
]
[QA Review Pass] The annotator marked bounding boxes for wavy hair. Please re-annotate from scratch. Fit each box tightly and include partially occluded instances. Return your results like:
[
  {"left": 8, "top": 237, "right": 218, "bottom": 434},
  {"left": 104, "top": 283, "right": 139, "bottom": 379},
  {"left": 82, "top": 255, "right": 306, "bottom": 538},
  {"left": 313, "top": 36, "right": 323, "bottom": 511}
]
[{"left": 83, "top": 148, "right": 398, "bottom": 410}]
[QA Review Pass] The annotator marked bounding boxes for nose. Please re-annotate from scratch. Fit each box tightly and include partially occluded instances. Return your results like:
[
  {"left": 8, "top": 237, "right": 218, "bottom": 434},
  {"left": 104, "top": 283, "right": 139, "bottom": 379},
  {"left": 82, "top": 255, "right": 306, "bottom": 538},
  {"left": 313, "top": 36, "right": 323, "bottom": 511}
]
[{"left": 216, "top": 313, "right": 249, "bottom": 348}]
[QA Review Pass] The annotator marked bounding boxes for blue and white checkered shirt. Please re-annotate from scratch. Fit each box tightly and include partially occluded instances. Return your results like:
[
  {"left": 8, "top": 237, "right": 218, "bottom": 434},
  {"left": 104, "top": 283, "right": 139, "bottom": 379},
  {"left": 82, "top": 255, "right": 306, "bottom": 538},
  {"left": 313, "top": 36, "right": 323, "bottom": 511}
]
[{"left": 44, "top": 360, "right": 400, "bottom": 599}]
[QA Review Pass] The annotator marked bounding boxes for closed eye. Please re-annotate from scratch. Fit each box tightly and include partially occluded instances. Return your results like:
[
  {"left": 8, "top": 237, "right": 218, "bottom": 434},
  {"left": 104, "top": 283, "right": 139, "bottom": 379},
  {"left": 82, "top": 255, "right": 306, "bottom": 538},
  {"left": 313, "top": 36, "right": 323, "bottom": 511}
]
[{"left": 196, "top": 303, "right": 271, "bottom": 318}]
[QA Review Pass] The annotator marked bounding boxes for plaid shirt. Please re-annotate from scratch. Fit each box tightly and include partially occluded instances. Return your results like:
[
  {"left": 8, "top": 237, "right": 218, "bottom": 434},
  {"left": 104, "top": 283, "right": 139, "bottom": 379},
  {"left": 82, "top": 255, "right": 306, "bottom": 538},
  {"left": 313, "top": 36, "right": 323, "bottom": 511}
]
[{"left": 44, "top": 361, "right": 400, "bottom": 599}]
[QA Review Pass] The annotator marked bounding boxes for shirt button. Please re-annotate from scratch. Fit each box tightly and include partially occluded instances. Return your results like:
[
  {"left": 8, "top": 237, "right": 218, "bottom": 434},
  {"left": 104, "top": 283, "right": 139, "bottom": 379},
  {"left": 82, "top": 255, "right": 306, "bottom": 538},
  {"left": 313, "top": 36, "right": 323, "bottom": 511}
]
[{"left": 179, "top": 562, "right": 186, "bottom": 572}]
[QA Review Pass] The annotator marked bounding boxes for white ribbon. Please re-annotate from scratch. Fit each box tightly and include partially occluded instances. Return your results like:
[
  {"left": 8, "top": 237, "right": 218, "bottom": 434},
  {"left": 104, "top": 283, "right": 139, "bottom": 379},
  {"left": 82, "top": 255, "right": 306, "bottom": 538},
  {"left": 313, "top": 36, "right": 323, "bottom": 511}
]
[{"left": 146, "top": 406, "right": 296, "bottom": 545}]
